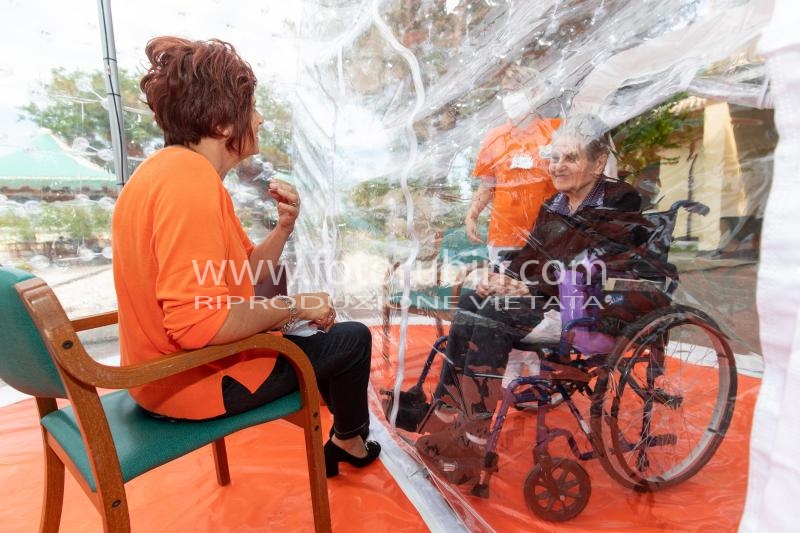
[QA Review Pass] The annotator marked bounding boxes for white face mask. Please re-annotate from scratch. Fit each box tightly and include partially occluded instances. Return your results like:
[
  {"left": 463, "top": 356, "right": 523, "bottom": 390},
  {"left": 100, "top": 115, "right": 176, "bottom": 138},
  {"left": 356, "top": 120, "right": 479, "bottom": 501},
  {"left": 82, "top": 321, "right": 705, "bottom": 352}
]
[{"left": 501, "top": 91, "right": 531, "bottom": 120}]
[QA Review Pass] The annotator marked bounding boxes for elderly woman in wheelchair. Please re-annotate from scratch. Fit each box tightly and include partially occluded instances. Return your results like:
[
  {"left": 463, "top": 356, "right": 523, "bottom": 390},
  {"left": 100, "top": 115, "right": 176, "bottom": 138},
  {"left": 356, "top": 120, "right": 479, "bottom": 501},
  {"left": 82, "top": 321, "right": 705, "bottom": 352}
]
[{"left": 389, "top": 114, "right": 737, "bottom": 521}]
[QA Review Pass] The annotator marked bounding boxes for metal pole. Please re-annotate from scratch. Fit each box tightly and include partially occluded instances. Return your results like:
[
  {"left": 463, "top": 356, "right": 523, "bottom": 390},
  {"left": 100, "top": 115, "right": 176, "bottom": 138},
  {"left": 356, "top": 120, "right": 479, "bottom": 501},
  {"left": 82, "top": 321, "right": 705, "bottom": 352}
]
[{"left": 96, "top": 0, "right": 129, "bottom": 188}]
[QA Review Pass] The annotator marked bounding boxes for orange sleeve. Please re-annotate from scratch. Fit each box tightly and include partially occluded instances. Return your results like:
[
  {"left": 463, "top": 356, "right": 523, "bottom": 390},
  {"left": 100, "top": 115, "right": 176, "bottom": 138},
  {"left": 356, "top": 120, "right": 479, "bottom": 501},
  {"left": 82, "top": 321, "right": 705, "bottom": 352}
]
[
  {"left": 151, "top": 159, "right": 233, "bottom": 349},
  {"left": 232, "top": 210, "right": 255, "bottom": 257},
  {"left": 472, "top": 126, "right": 502, "bottom": 181},
  {"left": 545, "top": 117, "right": 561, "bottom": 136}
]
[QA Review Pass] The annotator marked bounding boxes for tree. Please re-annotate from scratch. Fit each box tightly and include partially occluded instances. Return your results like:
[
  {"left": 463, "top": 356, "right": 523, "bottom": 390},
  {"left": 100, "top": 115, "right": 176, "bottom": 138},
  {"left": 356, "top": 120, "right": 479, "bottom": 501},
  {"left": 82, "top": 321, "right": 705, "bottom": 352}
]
[
  {"left": 19, "top": 68, "right": 161, "bottom": 169},
  {"left": 610, "top": 93, "right": 704, "bottom": 209},
  {"left": 611, "top": 92, "right": 704, "bottom": 176},
  {"left": 256, "top": 83, "right": 293, "bottom": 172},
  {"left": 19, "top": 68, "right": 295, "bottom": 172}
]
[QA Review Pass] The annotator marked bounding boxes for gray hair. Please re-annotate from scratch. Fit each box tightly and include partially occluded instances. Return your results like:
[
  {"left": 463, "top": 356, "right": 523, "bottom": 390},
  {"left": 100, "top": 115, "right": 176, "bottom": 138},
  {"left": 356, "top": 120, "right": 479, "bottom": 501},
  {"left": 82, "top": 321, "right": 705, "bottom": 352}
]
[{"left": 552, "top": 113, "right": 612, "bottom": 163}]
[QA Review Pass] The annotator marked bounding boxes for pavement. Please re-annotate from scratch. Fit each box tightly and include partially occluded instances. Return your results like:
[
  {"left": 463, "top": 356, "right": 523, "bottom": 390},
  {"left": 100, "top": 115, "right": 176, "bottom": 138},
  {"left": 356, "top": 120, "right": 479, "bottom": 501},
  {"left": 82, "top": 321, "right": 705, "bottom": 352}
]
[{"left": 671, "top": 252, "right": 761, "bottom": 356}]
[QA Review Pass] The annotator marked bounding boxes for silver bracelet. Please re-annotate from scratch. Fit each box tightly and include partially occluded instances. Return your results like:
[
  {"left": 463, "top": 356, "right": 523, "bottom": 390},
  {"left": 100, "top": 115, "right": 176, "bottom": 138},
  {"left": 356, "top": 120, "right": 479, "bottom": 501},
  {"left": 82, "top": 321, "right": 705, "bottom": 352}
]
[{"left": 274, "top": 295, "right": 298, "bottom": 333}]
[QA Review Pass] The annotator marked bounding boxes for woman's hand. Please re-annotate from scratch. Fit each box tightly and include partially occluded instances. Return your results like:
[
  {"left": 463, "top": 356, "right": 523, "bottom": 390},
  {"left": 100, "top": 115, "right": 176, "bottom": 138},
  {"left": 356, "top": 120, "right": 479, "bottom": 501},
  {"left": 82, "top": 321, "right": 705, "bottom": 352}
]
[
  {"left": 476, "top": 272, "right": 529, "bottom": 298},
  {"left": 295, "top": 292, "right": 336, "bottom": 332},
  {"left": 268, "top": 179, "right": 300, "bottom": 234}
]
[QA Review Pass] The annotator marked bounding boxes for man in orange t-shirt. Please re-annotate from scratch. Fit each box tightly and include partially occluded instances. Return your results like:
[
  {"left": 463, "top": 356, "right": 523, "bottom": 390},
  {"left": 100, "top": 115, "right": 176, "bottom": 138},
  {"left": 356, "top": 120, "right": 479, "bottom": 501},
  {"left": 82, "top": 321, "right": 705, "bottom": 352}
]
[
  {"left": 462, "top": 65, "right": 561, "bottom": 402},
  {"left": 465, "top": 65, "right": 560, "bottom": 267}
]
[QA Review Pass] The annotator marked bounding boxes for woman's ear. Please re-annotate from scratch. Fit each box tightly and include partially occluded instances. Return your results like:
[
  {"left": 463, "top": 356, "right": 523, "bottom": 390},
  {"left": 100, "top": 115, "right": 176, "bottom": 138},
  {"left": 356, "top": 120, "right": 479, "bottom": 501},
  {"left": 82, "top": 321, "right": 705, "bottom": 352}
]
[
  {"left": 593, "top": 152, "right": 609, "bottom": 176},
  {"left": 214, "top": 124, "right": 233, "bottom": 138}
]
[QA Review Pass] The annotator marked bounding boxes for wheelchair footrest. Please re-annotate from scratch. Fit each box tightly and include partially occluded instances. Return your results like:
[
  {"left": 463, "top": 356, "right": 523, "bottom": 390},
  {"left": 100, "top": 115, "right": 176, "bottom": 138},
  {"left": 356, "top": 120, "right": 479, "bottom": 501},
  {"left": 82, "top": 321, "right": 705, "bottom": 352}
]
[
  {"left": 379, "top": 387, "right": 431, "bottom": 432},
  {"left": 471, "top": 482, "right": 490, "bottom": 498}
]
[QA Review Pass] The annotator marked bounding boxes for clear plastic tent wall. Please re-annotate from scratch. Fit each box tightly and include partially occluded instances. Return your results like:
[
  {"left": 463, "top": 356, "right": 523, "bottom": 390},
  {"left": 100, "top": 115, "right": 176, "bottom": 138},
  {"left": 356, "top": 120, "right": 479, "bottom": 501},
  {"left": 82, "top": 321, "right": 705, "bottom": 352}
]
[
  {"left": 291, "top": 0, "right": 774, "bottom": 529},
  {"left": 0, "top": 0, "right": 781, "bottom": 530}
]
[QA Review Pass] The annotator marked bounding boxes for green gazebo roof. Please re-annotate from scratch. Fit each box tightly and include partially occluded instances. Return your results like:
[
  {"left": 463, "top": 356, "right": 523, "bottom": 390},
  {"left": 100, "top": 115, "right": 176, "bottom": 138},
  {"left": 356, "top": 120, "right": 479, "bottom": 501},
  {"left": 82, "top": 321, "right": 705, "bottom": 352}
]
[{"left": 0, "top": 132, "right": 116, "bottom": 190}]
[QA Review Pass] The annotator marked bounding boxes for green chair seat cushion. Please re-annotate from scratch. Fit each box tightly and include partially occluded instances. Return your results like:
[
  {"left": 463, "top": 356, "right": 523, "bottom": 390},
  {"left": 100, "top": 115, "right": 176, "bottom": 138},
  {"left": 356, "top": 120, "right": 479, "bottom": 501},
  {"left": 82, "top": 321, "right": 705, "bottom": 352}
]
[
  {"left": 437, "top": 227, "right": 489, "bottom": 261},
  {"left": 41, "top": 389, "right": 302, "bottom": 492},
  {"left": 387, "top": 286, "right": 462, "bottom": 312}
]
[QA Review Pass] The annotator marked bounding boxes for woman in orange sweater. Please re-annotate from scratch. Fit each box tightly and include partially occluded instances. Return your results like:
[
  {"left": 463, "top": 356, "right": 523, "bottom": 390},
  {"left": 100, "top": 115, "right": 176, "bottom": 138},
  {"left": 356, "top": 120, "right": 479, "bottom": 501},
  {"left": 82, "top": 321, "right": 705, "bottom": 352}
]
[{"left": 112, "top": 36, "right": 379, "bottom": 477}]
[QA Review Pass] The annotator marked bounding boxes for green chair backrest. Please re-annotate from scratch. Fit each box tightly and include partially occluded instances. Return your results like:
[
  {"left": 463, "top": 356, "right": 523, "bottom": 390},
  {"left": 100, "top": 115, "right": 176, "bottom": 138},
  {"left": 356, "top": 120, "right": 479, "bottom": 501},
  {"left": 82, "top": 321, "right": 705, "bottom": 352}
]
[
  {"left": 438, "top": 227, "right": 490, "bottom": 266},
  {"left": 0, "top": 267, "right": 67, "bottom": 398}
]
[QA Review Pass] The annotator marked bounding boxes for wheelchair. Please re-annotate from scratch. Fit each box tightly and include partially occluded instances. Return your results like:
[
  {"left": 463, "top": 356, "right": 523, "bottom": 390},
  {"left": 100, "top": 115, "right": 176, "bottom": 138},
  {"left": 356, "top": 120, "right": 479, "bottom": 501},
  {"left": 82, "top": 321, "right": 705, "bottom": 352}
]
[{"left": 385, "top": 201, "right": 738, "bottom": 522}]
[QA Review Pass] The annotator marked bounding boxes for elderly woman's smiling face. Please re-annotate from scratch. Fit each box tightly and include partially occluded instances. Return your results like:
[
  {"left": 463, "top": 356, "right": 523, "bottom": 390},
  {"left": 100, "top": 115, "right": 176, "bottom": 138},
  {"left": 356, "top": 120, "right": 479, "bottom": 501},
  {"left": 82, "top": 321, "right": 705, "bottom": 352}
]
[{"left": 548, "top": 135, "right": 607, "bottom": 205}]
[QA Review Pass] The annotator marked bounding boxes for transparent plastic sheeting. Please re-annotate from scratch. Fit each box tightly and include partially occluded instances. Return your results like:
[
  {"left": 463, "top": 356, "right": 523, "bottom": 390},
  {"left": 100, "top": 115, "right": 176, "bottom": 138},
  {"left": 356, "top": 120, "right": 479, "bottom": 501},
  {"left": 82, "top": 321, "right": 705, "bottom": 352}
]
[
  {"left": 740, "top": 4, "right": 800, "bottom": 530},
  {"left": 291, "top": 0, "right": 773, "bottom": 530},
  {"left": 0, "top": 0, "right": 775, "bottom": 530}
]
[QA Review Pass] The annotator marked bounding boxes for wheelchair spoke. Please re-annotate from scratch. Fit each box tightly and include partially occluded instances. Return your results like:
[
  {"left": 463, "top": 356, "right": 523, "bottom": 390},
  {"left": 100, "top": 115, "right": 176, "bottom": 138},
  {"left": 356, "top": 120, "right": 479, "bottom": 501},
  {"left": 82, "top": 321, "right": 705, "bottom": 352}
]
[{"left": 593, "top": 306, "right": 737, "bottom": 490}]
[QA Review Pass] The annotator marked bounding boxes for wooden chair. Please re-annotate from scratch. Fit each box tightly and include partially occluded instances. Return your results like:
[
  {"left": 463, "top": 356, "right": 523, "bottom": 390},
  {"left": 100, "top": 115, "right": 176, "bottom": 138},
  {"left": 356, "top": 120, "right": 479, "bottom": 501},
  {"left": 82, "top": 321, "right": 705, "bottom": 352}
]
[
  {"left": 0, "top": 267, "right": 331, "bottom": 532},
  {"left": 382, "top": 227, "right": 489, "bottom": 359}
]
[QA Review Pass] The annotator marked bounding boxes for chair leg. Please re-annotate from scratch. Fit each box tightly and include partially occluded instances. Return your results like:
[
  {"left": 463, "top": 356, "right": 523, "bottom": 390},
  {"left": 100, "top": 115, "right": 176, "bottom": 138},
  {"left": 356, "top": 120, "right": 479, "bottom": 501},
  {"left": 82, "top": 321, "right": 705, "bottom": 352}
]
[
  {"left": 382, "top": 304, "right": 392, "bottom": 362},
  {"left": 96, "top": 480, "right": 131, "bottom": 532},
  {"left": 212, "top": 438, "right": 231, "bottom": 486},
  {"left": 39, "top": 443, "right": 65, "bottom": 533},
  {"left": 434, "top": 315, "right": 445, "bottom": 338},
  {"left": 302, "top": 418, "right": 332, "bottom": 532}
]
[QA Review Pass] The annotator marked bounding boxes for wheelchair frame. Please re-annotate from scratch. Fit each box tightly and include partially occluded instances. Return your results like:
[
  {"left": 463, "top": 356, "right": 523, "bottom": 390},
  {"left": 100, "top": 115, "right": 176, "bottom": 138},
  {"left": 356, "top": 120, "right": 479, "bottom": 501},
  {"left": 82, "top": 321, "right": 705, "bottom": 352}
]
[{"left": 392, "top": 201, "right": 739, "bottom": 521}]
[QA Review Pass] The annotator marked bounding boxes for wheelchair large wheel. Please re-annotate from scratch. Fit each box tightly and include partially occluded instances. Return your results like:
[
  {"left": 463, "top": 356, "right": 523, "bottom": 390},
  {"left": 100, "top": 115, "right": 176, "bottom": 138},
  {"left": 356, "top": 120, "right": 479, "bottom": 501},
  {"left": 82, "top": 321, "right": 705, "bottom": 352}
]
[
  {"left": 591, "top": 305, "right": 737, "bottom": 491},
  {"left": 523, "top": 458, "right": 591, "bottom": 522}
]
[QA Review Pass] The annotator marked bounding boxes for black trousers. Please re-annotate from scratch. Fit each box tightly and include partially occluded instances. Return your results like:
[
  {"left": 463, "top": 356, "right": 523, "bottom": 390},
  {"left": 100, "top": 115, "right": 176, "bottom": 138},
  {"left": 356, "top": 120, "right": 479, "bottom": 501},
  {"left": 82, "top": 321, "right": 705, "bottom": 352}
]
[
  {"left": 436, "top": 291, "right": 547, "bottom": 419},
  {"left": 221, "top": 321, "right": 372, "bottom": 440}
]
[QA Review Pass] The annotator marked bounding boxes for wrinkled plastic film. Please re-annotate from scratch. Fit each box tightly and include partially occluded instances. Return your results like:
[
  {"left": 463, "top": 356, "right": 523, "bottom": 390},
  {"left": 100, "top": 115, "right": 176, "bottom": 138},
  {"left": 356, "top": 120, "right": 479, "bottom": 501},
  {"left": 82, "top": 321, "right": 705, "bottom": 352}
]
[
  {"left": 0, "top": 0, "right": 778, "bottom": 530},
  {"left": 289, "top": 0, "right": 774, "bottom": 530}
]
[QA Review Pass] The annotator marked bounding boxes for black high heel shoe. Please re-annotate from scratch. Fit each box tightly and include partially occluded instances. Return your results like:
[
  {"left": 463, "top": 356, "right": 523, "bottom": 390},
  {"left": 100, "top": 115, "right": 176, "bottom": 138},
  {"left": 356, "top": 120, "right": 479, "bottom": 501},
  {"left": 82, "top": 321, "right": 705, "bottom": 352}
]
[{"left": 324, "top": 439, "right": 381, "bottom": 477}]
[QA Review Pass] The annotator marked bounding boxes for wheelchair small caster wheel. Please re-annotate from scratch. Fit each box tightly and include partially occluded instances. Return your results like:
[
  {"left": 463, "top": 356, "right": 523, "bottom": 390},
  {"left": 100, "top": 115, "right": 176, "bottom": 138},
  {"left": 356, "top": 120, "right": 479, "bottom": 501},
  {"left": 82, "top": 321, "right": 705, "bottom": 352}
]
[{"left": 523, "top": 458, "right": 591, "bottom": 521}]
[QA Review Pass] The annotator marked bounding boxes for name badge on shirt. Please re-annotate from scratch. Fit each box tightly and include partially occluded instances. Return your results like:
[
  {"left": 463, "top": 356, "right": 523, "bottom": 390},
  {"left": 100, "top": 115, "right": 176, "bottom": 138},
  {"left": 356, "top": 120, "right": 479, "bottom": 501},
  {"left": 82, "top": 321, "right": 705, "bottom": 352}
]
[{"left": 510, "top": 154, "right": 534, "bottom": 169}]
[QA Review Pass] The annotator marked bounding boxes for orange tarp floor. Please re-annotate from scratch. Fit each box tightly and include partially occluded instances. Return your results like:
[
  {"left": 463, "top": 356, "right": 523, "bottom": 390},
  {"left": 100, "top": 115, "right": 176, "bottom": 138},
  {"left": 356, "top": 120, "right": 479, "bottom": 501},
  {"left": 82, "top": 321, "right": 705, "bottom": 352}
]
[
  {"left": 0, "top": 397, "right": 426, "bottom": 532},
  {"left": 0, "top": 324, "right": 759, "bottom": 532},
  {"left": 379, "top": 325, "right": 760, "bottom": 532}
]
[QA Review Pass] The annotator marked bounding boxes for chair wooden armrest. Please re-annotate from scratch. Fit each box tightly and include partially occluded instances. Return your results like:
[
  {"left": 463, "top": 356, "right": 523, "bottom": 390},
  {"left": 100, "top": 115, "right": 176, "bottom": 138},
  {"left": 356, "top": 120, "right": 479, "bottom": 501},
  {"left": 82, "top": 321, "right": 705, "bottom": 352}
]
[
  {"left": 21, "top": 278, "right": 314, "bottom": 392},
  {"left": 71, "top": 310, "right": 118, "bottom": 332},
  {"left": 448, "top": 261, "right": 489, "bottom": 299}
]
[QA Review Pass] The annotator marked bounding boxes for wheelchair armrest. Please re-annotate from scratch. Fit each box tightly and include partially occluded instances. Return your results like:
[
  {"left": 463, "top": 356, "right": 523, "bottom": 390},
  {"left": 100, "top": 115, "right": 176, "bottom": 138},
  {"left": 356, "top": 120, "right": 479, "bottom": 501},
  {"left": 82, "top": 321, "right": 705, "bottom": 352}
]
[{"left": 562, "top": 317, "right": 597, "bottom": 333}]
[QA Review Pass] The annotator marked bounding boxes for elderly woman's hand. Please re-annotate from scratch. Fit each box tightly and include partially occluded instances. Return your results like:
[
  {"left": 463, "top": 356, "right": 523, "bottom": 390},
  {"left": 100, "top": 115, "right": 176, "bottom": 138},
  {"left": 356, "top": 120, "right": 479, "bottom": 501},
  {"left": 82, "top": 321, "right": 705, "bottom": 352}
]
[
  {"left": 268, "top": 179, "right": 300, "bottom": 234},
  {"left": 476, "top": 272, "right": 529, "bottom": 298},
  {"left": 475, "top": 271, "right": 494, "bottom": 298}
]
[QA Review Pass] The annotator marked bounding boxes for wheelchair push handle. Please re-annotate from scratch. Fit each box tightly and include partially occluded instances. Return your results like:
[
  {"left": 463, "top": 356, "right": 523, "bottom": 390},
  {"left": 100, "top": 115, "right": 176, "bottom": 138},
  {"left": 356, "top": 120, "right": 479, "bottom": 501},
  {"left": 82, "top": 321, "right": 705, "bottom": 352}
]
[{"left": 668, "top": 200, "right": 710, "bottom": 217}]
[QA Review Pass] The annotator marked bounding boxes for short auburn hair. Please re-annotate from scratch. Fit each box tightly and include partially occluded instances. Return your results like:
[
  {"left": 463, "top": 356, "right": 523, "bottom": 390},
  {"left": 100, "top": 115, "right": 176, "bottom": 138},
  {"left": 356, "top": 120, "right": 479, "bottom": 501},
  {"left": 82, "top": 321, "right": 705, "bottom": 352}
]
[{"left": 140, "top": 36, "right": 257, "bottom": 154}]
